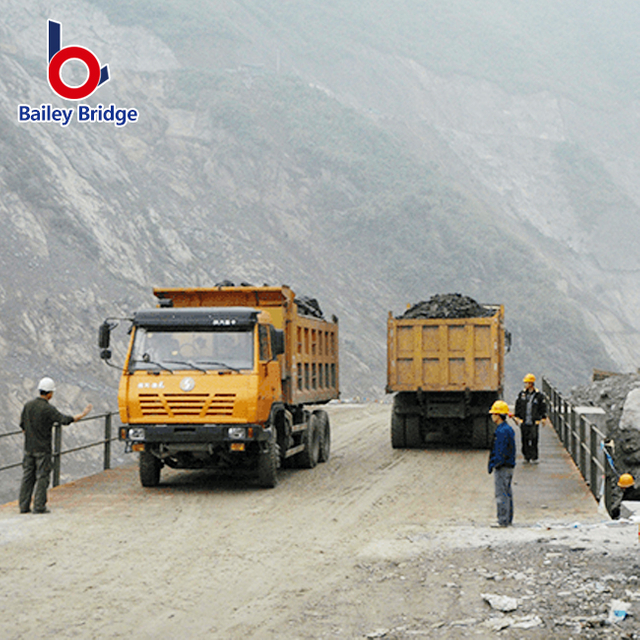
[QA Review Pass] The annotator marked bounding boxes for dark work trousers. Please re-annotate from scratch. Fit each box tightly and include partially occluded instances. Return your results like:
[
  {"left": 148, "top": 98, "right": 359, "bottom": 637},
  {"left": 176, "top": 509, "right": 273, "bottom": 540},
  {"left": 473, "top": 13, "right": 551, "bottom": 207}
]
[
  {"left": 520, "top": 422, "right": 539, "bottom": 462},
  {"left": 19, "top": 452, "right": 52, "bottom": 512},
  {"left": 494, "top": 466, "right": 514, "bottom": 526}
]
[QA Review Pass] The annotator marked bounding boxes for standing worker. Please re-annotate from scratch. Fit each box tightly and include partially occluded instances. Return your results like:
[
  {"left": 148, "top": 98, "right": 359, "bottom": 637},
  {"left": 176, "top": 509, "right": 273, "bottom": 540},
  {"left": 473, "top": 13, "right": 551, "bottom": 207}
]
[
  {"left": 488, "top": 400, "right": 516, "bottom": 527},
  {"left": 514, "top": 373, "right": 547, "bottom": 463},
  {"left": 18, "top": 377, "right": 92, "bottom": 514}
]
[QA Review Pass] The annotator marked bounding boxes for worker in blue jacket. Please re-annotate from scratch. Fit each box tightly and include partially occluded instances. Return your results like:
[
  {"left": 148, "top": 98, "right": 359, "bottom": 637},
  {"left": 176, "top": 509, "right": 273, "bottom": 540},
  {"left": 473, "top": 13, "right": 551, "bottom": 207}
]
[{"left": 488, "top": 400, "right": 516, "bottom": 527}]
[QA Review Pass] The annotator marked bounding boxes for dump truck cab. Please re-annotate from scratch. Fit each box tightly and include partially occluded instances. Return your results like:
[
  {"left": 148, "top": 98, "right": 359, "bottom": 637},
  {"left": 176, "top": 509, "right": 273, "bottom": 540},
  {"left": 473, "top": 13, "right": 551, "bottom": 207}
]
[{"left": 119, "top": 306, "right": 283, "bottom": 428}]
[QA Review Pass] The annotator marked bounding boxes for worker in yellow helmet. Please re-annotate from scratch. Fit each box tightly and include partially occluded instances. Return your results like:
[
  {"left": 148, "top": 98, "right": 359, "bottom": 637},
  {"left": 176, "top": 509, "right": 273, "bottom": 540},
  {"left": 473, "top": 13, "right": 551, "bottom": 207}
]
[
  {"left": 514, "top": 373, "right": 547, "bottom": 464},
  {"left": 488, "top": 400, "right": 516, "bottom": 527},
  {"left": 610, "top": 472, "right": 638, "bottom": 520}
]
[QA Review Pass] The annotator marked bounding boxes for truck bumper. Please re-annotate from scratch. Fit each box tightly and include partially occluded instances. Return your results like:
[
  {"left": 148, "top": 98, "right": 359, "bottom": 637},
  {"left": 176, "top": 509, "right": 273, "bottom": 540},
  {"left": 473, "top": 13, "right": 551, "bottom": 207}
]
[{"left": 119, "top": 424, "right": 269, "bottom": 455}]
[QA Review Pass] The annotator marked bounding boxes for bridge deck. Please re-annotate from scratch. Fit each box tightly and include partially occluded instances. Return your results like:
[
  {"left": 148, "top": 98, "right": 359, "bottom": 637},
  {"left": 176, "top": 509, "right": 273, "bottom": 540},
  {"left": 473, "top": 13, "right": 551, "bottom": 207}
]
[{"left": 0, "top": 407, "right": 606, "bottom": 638}]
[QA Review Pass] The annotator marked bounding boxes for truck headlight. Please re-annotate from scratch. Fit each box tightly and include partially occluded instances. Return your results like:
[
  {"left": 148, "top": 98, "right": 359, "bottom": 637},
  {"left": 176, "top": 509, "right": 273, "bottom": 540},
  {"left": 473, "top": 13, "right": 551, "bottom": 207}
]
[
  {"left": 228, "top": 427, "right": 246, "bottom": 439},
  {"left": 128, "top": 427, "right": 145, "bottom": 441}
]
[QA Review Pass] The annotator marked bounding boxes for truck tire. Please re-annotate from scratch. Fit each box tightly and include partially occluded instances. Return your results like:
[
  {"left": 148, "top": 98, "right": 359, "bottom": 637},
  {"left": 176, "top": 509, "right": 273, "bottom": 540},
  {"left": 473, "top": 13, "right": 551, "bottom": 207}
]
[
  {"left": 315, "top": 410, "right": 331, "bottom": 463},
  {"left": 139, "top": 451, "right": 161, "bottom": 487},
  {"left": 471, "top": 416, "right": 490, "bottom": 449},
  {"left": 258, "top": 438, "right": 279, "bottom": 488},
  {"left": 405, "top": 415, "right": 422, "bottom": 448},
  {"left": 297, "top": 413, "right": 320, "bottom": 469},
  {"left": 391, "top": 410, "right": 406, "bottom": 448}
]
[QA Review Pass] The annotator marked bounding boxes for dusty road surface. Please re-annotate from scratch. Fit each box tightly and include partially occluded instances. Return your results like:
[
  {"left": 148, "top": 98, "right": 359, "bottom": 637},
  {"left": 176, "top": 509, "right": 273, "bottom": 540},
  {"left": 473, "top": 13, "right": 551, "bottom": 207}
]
[{"left": 1, "top": 404, "right": 639, "bottom": 639}]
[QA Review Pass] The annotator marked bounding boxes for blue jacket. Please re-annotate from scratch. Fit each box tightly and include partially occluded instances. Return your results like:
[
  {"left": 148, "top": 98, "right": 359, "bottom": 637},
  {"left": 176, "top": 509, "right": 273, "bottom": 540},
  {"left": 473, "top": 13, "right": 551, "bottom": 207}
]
[{"left": 488, "top": 419, "right": 516, "bottom": 473}]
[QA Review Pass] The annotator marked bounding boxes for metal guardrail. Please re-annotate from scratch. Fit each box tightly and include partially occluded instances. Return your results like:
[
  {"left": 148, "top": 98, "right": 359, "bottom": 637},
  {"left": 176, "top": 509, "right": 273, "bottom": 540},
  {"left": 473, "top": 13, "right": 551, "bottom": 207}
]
[
  {"left": 542, "top": 377, "right": 606, "bottom": 500},
  {"left": 0, "top": 412, "right": 118, "bottom": 487}
]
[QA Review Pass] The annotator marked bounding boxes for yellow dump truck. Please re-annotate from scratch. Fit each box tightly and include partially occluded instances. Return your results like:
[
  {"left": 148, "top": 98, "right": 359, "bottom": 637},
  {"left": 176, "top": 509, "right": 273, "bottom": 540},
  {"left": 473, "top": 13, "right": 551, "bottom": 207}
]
[
  {"left": 99, "top": 285, "right": 339, "bottom": 487},
  {"left": 387, "top": 303, "right": 506, "bottom": 448}
]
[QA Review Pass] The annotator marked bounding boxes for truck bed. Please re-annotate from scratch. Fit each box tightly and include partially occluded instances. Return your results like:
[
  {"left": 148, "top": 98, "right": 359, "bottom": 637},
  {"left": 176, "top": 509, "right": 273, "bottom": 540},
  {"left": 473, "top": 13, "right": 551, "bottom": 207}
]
[{"left": 386, "top": 306, "right": 504, "bottom": 394}]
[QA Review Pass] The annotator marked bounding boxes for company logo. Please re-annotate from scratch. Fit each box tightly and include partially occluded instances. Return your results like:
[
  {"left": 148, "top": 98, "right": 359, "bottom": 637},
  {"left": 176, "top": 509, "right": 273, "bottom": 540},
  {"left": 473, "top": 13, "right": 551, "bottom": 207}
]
[
  {"left": 180, "top": 377, "right": 196, "bottom": 392},
  {"left": 16, "top": 20, "right": 139, "bottom": 128},
  {"left": 47, "top": 20, "right": 109, "bottom": 101}
]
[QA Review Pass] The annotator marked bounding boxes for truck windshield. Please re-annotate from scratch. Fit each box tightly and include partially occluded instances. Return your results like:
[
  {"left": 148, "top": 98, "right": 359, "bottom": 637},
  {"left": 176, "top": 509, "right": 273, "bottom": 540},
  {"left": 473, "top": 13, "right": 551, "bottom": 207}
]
[{"left": 129, "top": 328, "right": 254, "bottom": 372}]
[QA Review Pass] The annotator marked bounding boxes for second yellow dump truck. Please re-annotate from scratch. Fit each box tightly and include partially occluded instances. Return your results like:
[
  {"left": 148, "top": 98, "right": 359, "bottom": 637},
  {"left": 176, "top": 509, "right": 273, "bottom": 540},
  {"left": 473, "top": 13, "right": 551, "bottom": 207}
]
[
  {"left": 99, "top": 285, "right": 339, "bottom": 487},
  {"left": 387, "top": 297, "right": 507, "bottom": 448}
]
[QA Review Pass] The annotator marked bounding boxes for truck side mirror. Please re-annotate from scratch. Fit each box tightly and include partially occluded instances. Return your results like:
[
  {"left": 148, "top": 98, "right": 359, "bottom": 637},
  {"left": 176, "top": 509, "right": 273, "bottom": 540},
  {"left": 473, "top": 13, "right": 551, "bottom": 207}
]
[
  {"left": 271, "top": 328, "right": 285, "bottom": 357},
  {"left": 100, "top": 349, "right": 112, "bottom": 360},
  {"left": 98, "top": 321, "right": 111, "bottom": 349}
]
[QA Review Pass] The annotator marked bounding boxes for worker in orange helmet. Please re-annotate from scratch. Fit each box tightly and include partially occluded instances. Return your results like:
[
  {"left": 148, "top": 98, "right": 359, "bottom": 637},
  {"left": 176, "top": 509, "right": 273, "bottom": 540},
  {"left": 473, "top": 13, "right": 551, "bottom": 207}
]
[{"left": 514, "top": 373, "right": 547, "bottom": 464}]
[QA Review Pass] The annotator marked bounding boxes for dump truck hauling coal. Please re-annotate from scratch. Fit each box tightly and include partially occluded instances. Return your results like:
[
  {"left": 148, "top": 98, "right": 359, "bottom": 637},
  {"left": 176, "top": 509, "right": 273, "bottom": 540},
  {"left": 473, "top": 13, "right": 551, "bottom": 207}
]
[
  {"left": 387, "top": 294, "right": 508, "bottom": 449},
  {"left": 99, "top": 285, "right": 339, "bottom": 488}
]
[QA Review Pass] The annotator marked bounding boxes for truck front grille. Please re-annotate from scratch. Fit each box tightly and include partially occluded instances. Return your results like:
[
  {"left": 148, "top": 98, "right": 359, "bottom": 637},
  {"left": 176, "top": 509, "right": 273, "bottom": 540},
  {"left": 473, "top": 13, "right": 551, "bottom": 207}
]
[{"left": 139, "top": 393, "right": 236, "bottom": 418}]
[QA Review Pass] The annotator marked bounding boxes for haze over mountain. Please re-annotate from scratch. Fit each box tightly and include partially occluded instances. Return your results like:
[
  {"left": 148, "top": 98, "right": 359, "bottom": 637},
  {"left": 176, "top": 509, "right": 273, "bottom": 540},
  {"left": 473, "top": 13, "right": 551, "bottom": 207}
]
[{"left": 2, "top": 0, "right": 639, "bottom": 449}]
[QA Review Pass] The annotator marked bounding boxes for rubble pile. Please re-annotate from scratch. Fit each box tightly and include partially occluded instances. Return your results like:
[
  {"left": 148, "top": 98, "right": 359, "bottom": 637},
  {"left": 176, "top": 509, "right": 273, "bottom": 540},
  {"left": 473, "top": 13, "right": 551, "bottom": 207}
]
[
  {"left": 359, "top": 539, "right": 640, "bottom": 639},
  {"left": 399, "top": 293, "right": 494, "bottom": 320},
  {"left": 569, "top": 373, "right": 640, "bottom": 435}
]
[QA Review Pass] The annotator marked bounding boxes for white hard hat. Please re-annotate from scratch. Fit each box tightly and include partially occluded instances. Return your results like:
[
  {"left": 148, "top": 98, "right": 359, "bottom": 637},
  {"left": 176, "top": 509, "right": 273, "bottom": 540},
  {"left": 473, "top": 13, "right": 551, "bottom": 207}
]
[{"left": 38, "top": 377, "right": 56, "bottom": 393}]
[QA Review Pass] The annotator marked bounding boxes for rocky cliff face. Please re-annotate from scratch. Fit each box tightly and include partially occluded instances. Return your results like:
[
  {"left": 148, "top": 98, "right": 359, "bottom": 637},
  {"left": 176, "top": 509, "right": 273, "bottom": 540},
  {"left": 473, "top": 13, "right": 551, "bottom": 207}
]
[
  {"left": 0, "top": 0, "right": 629, "bottom": 454},
  {"left": 273, "top": 17, "right": 640, "bottom": 374},
  {"left": 352, "top": 60, "right": 640, "bottom": 371}
]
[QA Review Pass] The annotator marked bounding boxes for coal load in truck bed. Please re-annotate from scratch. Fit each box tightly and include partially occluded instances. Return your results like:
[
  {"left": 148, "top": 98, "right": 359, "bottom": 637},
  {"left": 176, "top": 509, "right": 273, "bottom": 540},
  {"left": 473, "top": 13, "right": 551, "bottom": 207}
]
[
  {"left": 399, "top": 294, "right": 494, "bottom": 319},
  {"left": 294, "top": 296, "right": 324, "bottom": 319},
  {"left": 212, "top": 280, "right": 325, "bottom": 319}
]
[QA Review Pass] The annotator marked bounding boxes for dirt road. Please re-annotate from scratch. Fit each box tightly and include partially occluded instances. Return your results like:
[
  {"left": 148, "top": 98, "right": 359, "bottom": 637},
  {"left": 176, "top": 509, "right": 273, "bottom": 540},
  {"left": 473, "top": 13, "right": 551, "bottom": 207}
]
[{"left": 1, "top": 404, "right": 638, "bottom": 639}]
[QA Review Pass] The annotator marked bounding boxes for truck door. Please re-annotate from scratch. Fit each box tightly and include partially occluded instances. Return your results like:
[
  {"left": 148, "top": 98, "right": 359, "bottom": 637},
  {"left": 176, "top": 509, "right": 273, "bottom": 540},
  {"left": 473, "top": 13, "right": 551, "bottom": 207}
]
[{"left": 258, "top": 324, "right": 282, "bottom": 420}]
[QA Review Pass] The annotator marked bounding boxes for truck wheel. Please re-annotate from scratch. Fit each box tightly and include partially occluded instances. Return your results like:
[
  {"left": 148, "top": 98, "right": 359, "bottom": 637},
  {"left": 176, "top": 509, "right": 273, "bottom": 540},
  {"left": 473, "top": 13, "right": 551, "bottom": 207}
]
[
  {"left": 297, "top": 413, "right": 320, "bottom": 468},
  {"left": 315, "top": 410, "right": 331, "bottom": 463},
  {"left": 139, "top": 451, "right": 161, "bottom": 487},
  {"left": 258, "top": 439, "right": 279, "bottom": 488},
  {"left": 405, "top": 415, "right": 422, "bottom": 448},
  {"left": 391, "top": 410, "right": 406, "bottom": 448}
]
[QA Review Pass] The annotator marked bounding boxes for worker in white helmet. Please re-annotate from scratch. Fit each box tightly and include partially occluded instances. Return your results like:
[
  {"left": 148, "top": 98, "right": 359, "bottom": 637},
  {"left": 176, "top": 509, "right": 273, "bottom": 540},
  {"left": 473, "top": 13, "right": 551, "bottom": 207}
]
[{"left": 18, "top": 377, "right": 92, "bottom": 514}]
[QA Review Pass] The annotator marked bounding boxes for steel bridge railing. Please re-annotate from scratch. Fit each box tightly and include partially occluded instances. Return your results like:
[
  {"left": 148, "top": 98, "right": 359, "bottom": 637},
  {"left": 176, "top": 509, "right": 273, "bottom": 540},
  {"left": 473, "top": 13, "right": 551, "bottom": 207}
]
[
  {"left": 542, "top": 377, "right": 606, "bottom": 500},
  {"left": 0, "top": 412, "right": 120, "bottom": 488}
]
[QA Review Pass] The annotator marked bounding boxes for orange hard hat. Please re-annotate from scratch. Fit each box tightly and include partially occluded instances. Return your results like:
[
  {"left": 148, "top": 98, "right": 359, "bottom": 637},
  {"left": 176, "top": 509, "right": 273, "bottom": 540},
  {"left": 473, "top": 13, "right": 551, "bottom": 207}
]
[{"left": 618, "top": 473, "right": 635, "bottom": 488}]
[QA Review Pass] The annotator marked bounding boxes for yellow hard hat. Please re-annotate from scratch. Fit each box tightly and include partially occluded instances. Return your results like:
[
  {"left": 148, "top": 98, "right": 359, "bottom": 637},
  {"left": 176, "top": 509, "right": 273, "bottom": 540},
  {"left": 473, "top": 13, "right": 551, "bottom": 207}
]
[
  {"left": 618, "top": 473, "right": 635, "bottom": 488},
  {"left": 523, "top": 373, "right": 536, "bottom": 383},
  {"left": 489, "top": 400, "right": 510, "bottom": 415}
]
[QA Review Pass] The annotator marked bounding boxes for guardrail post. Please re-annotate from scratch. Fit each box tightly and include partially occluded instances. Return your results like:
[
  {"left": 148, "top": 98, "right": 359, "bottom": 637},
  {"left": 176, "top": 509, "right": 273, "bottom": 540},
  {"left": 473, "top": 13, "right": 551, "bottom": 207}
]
[
  {"left": 572, "top": 408, "right": 578, "bottom": 471},
  {"left": 552, "top": 388, "right": 558, "bottom": 432},
  {"left": 589, "top": 423, "right": 599, "bottom": 498},
  {"left": 562, "top": 400, "right": 576, "bottom": 452},
  {"left": 569, "top": 402, "right": 575, "bottom": 459},
  {"left": 572, "top": 406, "right": 578, "bottom": 463},
  {"left": 557, "top": 394, "right": 563, "bottom": 442},
  {"left": 52, "top": 422, "right": 62, "bottom": 487},
  {"left": 104, "top": 413, "right": 112, "bottom": 471},
  {"left": 579, "top": 415, "right": 586, "bottom": 480}
]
